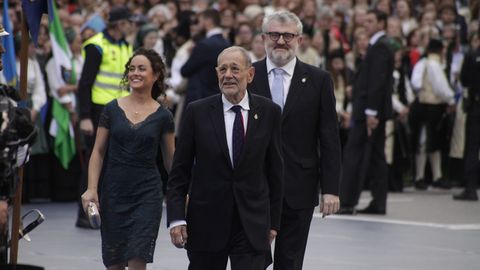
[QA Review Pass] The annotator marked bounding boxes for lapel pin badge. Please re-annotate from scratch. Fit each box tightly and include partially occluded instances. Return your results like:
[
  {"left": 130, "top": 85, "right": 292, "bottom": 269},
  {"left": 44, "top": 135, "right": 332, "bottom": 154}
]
[
  {"left": 302, "top": 78, "right": 307, "bottom": 83},
  {"left": 254, "top": 114, "right": 258, "bottom": 120}
]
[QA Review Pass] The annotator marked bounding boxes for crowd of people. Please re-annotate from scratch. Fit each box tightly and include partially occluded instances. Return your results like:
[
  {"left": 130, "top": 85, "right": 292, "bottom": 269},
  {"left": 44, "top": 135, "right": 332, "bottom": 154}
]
[{"left": 0, "top": 0, "right": 479, "bottom": 269}]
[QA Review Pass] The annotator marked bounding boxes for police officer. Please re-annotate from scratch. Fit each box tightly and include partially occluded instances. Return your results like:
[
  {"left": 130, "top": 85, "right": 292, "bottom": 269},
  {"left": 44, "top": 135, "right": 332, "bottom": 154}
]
[
  {"left": 454, "top": 32, "right": 480, "bottom": 201},
  {"left": 76, "top": 7, "right": 133, "bottom": 227}
]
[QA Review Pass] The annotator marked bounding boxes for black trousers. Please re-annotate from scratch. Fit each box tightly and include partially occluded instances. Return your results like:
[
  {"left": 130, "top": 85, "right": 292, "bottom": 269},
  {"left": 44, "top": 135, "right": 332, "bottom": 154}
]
[
  {"left": 273, "top": 203, "right": 315, "bottom": 270},
  {"left": 340, "top": 120, "right": 388, "bottom": 210},
  {"left": 463, "top": 109, "right": 480, "bottom": 192},
  {"left": 187, "top": 206, "right": 268, "bottom": 270}
]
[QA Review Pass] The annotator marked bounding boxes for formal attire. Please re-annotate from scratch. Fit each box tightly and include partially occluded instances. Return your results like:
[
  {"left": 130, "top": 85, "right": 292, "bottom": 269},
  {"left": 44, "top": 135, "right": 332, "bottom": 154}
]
[
  {"left": 410, "top": 54, "right": 454, "bottom": 187},
  {"left": 98, "top": 100, "right": 174, "bottom": 266},
  {"left": 340, "top": 31, "right": 394, "bottom": 212},
  {"left": 248, "top": 57, "right": 341, "bottom": 270},
  {"left": 457, "top": 47, "right": 480, "bottom": 200},
  {"left": 167, "top": 93, "right": 283, "bottom": 270},
  {"left": 76, "top": 30, "right": 132, "bottom": 227},
  {"left": 180, "top": 28, "right": 230, "bottom": 106}
]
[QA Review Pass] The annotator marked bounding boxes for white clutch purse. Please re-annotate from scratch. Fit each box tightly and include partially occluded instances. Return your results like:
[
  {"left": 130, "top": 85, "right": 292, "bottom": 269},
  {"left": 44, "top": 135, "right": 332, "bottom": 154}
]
[{"left": 87, "top": 202, "right": 101, "bottom": 229}]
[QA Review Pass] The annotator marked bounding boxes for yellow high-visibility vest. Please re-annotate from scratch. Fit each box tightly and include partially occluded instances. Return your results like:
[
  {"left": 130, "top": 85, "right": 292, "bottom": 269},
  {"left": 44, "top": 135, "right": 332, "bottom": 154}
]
[{"left": 83, "top": 32, "right": 132, "bottom": 105}]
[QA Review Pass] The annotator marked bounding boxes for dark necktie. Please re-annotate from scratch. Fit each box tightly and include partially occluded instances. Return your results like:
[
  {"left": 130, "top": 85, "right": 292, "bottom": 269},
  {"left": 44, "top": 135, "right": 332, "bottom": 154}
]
[{"left": 231, "top": 105, "right": 244, "bottom": 167}]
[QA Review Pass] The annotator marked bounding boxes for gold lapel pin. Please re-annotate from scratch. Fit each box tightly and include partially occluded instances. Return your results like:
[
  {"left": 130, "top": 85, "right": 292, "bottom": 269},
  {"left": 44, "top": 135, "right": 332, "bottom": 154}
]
[
  {"left": 254, "top": 114, "right": 258, "bottom": 119},
  {"left": 302, "top": 78, "right": 307, "bottom": 83}
]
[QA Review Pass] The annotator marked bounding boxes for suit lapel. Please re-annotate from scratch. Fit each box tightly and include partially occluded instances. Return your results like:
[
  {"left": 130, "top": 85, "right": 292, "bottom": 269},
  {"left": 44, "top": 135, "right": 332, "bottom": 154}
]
[
  {"left": 209, "top": 96, "right": 232, "bottom": 168},
  {"left": 283, "top": 60, "right": 308, "bottom": 118},
  {"left": 253, "top": 59, "right": 272, "bottom": 99}
]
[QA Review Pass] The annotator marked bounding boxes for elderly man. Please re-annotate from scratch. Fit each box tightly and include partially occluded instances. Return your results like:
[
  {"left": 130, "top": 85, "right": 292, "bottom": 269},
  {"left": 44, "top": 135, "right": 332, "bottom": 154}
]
[{"left": 167, "top": 46, "right": 283, "bottom": 270}]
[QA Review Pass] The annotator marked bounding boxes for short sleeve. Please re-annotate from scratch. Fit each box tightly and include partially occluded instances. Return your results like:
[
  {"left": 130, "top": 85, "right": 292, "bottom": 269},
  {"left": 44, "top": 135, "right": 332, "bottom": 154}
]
[
  {"left": 161, "top": 109, "right": 174, "bottom": 135},
  {"left": 98, "top": 104, "right": 111, "bottom": 129}
]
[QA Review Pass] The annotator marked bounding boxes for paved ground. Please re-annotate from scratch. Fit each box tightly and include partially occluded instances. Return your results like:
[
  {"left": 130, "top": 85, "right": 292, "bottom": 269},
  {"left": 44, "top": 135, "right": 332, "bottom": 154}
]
[{"left": 11, "top": 187, "right": 480, "bottom": 270}]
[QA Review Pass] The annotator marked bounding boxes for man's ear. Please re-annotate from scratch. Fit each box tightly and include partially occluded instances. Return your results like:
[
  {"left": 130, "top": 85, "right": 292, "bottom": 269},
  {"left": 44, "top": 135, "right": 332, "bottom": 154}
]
[{"left": 247, "top": 66, "right": 255, "bottom": 83}]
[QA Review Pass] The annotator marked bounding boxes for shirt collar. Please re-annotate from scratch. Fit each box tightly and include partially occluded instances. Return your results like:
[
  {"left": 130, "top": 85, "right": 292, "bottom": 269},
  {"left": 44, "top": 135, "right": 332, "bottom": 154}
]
[
  {"left": 222, "top": 91, "right": 250, "bottom": 113},
  {"left": 369, "top": 30, "right": 385, "bottom": 45},
  {"left": 207, "top": 27, "right": 223, "bottom": 38},
  {"left": 266, "top": 56, "right": 296, "bottom": 77}
]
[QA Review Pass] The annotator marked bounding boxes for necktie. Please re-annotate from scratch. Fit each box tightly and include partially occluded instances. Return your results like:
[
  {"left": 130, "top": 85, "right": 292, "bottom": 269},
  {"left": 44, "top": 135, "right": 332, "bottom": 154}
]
[
  {"left": 271, "top": 68, "right": 285, "bottom": 109},
  {"left": 231, "top": 105, "right": 244, "bottom": 167}
]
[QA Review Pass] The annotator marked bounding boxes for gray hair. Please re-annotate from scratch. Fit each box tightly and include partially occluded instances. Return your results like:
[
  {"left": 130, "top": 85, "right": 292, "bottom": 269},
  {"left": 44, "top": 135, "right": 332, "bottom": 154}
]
[
  {"left": 217, "top": 46, "right": 252, "bottom": 67},
  {"left": 262, "top": 10, "right": 303, "bottom": 35}
]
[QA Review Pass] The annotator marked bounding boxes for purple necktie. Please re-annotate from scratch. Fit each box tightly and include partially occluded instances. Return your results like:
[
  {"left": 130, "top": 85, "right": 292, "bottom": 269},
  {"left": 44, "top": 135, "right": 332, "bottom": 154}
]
[{"left": 231, "top": 105, "right": 244, "bottom": 167}]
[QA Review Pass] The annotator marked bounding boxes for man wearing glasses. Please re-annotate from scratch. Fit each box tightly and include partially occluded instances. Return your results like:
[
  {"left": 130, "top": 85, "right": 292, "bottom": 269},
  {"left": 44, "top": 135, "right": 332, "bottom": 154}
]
[
  {"left": 168, "top": 46, "right": 283, "bottom": 270},
  {"left": 248, "top": 11, "right": 341, "bottom": 270}
]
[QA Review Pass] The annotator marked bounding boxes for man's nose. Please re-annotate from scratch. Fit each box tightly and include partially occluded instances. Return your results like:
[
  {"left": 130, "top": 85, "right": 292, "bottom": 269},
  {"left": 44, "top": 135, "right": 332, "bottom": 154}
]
[{"left": 277, "top": 35, "right": 286, "bottom": 44}]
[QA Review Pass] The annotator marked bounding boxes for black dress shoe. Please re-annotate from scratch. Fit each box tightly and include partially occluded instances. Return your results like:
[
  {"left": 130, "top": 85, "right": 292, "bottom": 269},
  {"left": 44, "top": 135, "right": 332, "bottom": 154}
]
[
  {"left": 356, "top": 206, "right": 386, "bottom": 215},
  {"left": 453, "top": 190, "right": 478, "bottom": 201},
  {"left": 336, "top": 207, "right": 356, "bottom": 215},
  {"left": 414, "top": 179, "right": 428, "bottom": 190},
  {"left": 432, "top": 178, "right": 451, "bottom": 189}
]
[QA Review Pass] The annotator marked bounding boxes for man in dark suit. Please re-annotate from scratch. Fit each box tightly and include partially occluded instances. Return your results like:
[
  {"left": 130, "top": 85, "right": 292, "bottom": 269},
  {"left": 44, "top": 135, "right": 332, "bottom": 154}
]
[
  {"left": 181, "top": 8, "right": 230, "bottom": 107},
  {"left": 339, "top": 9, "right": 394, "bottom": 215},
  {"left": 248, "top": 11, "right": 341, "bottom": 270},
  {"left": 453, "top": 36, "right": 480, "bottom": 201},
  {"left": 167, "top": 46, "right": 284, "bottom": 270}
]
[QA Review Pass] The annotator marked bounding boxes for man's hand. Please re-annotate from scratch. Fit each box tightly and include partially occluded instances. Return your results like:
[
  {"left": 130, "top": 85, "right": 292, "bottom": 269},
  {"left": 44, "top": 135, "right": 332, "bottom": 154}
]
[
  {"left": 80, "top": 118, "right": 94, "bottom": 136},
  {"left": 170, "top": 225, "right": 188, "bottom": 248},
  {"left": 269, "top": 229, "right": 277, "bottom": 244},
  {"left": 0, "top": 200, "right": 8, "bottom": 228},
  {"left": 366, "top": 115, "right": 379, "bottom": 136},
  {"left": 320, "top": 194, "right": 340, "bottom": 217}
]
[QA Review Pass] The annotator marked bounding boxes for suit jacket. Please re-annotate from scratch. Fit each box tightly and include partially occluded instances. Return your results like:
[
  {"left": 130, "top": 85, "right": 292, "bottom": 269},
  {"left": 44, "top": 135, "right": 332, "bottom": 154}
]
[
  {"left": 352, "top": 35, "right": 394, "bottom": 121},
  {"left": 167, "top": 93, "right": 284, "bottom": 252},
  {"left": 181, "top": 34, "right": 230, "bottom": 106},
  {"left": 248, "top": 59, "right": 341, "bottom": 209}
]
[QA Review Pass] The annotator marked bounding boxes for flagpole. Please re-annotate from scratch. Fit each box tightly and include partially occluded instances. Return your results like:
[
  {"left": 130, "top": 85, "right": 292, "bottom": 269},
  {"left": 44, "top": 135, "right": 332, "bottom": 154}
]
[{"left": 9, "top": 10, "right": 30, "bottom": 265}]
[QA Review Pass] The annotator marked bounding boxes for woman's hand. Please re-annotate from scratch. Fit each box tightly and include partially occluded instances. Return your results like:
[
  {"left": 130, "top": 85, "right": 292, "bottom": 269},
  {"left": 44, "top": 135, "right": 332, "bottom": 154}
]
[{"left": 81, "top": 189, "right": 99, "bottom": 213}]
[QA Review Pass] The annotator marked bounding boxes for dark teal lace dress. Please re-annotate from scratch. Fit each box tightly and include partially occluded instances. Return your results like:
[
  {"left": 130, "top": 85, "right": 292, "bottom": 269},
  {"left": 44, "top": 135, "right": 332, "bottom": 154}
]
[{"left": 98, "top": 99, "right": 173, "bottom": 267}]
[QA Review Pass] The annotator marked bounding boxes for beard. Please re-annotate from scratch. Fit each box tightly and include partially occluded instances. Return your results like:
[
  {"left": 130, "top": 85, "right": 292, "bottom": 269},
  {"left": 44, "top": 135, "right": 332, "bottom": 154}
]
[{"left": 267, "top": 46, "right": 295, "bottom": 66}]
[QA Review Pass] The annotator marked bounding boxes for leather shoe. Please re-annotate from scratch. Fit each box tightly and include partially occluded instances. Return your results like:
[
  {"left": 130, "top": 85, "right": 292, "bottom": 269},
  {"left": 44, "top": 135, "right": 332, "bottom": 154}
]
[
  {"left": 414, "top": 179, "right": 428, "bottom": 190},
  {"left": 336, "top": 207, "right": 356, "bottom": 215},
  {"left": 357, "top": 206, "right": 386, "bottom": 215},
  {"left": 453, "top": 190, "right": 478, "bottom": 201},
  {"left": 432, "top": 178, "right": 451, "bottom": 189}
]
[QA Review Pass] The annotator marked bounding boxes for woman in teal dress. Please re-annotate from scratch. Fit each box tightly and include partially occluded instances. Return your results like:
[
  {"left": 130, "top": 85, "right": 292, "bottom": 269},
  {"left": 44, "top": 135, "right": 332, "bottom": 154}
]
[{"left": 81, "top": 48, "right": 175, "bottom": 270}]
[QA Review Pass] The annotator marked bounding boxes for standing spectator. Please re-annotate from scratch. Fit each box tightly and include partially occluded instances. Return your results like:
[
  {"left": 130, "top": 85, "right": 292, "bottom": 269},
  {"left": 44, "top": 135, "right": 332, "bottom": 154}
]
[
  {"left": 395, "top": 0, "right": 418, "bottom": 36},
  {"left": 248, "top": 32, "right": 266, "bottom": 62},
  {"left": 181, "top": 9, "right": 230, "bottom": 107},
  {"left": 339, "top": 9, "right": 394, "bottom": 215},
  {"left": 82, "top": 48, "right": 175, "bottom": 268},
  {"left": 410, "top": 39, "right": 455, "bottom": 190},
  {"left": 167, "top": 46, "right": 283, "bottom": 270},
  {"left": 453, "top": 35, "right": 480, "bottom": 201},
  {"left": 248, "top": 11, "right": 341, "bottom": 270},
  {"left": 76, "top": 7, "right": 133, "bottom": 228}
]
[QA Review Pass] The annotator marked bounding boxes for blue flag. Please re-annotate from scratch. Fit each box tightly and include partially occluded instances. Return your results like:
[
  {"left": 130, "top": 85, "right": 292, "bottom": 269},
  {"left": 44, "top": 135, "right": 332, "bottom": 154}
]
[
  {"left": 2, "top": 0, "right": 18, "bottom": 87},
  {"left": 21, "top": 0, "right": 48, "bottom": 47}
]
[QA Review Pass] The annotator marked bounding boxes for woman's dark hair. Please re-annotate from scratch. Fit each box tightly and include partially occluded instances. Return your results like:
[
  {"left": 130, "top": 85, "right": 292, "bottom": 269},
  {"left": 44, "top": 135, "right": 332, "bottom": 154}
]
[{"left": 121, "top": 48, "right": 166, "bottom": 99}]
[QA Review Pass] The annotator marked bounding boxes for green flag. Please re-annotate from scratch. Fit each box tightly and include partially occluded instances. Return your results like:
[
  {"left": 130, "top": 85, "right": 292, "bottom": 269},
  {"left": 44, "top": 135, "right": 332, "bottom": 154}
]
[{"left": 48, "top": 0, "right": 76, "bottom": 169}]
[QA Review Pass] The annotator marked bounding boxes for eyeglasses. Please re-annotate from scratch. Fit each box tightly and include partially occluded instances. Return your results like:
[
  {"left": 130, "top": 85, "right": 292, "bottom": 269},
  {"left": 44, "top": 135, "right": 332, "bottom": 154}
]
[
  {"left": 265, "top": 32, "right": 299, "bottom": 42},
  {"left": 216, "top": 65, "right": 247, "bottom": 75}
]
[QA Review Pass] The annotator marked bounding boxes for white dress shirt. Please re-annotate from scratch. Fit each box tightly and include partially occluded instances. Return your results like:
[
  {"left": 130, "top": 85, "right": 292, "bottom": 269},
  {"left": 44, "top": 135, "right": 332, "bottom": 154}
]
[
  {"left": 222, "top": 93, "right": 250, "bottom": 165},
  {"left": 266, "top": 57, "right": 296, "bottom": 105}
]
